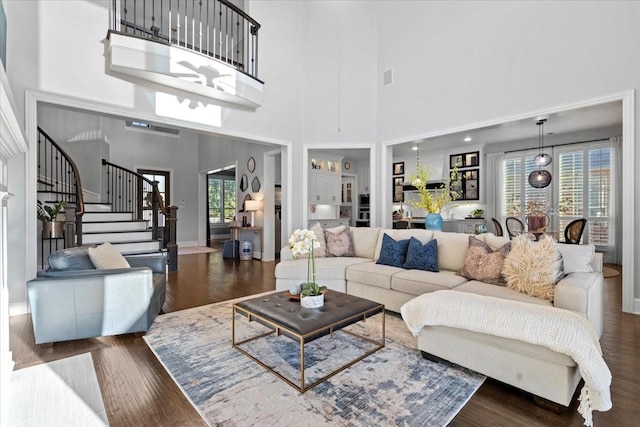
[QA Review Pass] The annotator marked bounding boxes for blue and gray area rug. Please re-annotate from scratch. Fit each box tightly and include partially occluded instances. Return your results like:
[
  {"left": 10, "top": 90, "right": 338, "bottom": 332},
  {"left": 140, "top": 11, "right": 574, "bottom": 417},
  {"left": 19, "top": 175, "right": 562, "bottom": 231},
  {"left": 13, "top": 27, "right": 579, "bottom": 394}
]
[{"left": 143, "top": 294, "right": 485, "bottom": 426}]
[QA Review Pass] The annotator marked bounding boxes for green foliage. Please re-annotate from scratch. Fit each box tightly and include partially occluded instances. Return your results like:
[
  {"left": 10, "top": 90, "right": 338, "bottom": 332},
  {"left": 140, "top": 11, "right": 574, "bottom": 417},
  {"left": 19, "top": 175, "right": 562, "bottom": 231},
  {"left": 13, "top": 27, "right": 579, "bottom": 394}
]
[
  {"left": 471, "top": 208, "right": 484, "bottom": 217},
  {"left": 300, "top": 282, "right": 327, "bottom": 297},
  {"left": 37, "top": 200, "right": 66, "bottom": 222},
  {"left": 407, "top": 164, "right": 461, "bottom": 213}
]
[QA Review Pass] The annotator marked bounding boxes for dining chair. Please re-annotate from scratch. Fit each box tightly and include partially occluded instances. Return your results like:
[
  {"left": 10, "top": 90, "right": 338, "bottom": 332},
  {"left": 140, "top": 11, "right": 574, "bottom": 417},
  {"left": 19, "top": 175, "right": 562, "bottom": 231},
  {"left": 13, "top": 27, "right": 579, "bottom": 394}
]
[
  {"left": 526, "top": 210, "right": 550, "bottom": 232},
  {"left": 491, "top": 218, "right": 504, "bottom": 237},
  {"left": 563, "top": 218, "right": 587, "bottom": 244},
  {"left": 395, "top": 220, "right": 410, "bottom": 229},
  {"left": 505, "top": 217, "right": 525, "bottom": 239}
]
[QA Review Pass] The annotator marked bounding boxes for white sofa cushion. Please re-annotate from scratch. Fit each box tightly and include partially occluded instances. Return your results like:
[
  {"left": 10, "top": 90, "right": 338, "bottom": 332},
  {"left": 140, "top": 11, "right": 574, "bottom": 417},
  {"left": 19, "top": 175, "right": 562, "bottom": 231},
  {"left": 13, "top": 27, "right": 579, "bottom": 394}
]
[
  {"left": 557, "top": 243, "right": 595, "bottom": 274},
  {"left": 346, "top": 261, "right": 402, "bottom": 290},
  {"left": 274, "top": 257, "right": 369, "bottom": 281},
  {"left": 476, "top": 232, "right": 511, "bottom": 250},
  {"left": 392, "top": 269, "right": 468, "bottom": 295},
  {"left": 350, "top": 227, "right": 381, "bottom": 259},
  {"left": 433, "top": 231, "right": 472, "bottom": 272}
]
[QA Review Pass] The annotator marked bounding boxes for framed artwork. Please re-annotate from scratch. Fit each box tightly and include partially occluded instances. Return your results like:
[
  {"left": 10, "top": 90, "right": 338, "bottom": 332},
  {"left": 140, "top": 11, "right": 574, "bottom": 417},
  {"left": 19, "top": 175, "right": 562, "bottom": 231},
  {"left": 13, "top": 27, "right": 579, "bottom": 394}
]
[
  {"left": 450, "top": 155, "right": 463, "bottom": 169},
  {"left": 451, "top": 168, "right": 480, "bottom": 200},
  {"left": 450, "top": 151, "right": 479, "bottom": 169},
  {"left": 393, "top": 162, "right": 404, "bottom": 176},
  {"left": 393, "top": 176, "right": 404, "bottom": 203},
  {"left": 251, "top": 176, "right": 261, "bottom": 193}
]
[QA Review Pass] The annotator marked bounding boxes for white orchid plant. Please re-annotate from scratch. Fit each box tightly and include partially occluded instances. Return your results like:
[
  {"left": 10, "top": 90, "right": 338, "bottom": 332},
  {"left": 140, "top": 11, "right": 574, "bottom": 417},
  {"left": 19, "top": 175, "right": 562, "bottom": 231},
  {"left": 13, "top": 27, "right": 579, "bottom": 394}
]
[{"left": 289, "top": 228, "right": 326, "bottom": 296}]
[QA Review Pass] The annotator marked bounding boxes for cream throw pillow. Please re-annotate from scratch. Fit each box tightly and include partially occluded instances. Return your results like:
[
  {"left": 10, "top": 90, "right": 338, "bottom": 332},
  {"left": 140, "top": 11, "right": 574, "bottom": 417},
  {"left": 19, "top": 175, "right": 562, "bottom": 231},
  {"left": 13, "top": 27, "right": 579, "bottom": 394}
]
[
  {"left": 88, "top": 242, "right": 130, "bottom": 269},
  {"left": 557, "top": 243, "right": 595, "bottom": 273},
  {"left": 502, "top": 235, "right": 563, "bottom": 300}
]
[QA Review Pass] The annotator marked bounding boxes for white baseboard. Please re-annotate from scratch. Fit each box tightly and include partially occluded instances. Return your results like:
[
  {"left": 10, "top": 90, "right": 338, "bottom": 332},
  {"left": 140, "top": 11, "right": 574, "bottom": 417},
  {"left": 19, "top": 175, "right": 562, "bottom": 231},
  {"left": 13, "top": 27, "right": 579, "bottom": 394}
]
[
  {"left": 633, "top": 298, "right": 640, "bottom": 315},
  {"left": 9, "top": 300, "right": 28, "bottom": 316},
  {"left": 177, "top": 241, "right": 199, "bottom": 247}
]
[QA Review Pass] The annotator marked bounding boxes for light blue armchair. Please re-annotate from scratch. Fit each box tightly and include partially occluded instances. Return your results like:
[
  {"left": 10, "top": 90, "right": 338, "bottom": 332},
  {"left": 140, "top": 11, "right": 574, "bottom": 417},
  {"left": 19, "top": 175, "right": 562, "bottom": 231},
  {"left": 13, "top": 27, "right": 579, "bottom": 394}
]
[{"left": 27, "top": 246, "right": 166, "bottom": 345}]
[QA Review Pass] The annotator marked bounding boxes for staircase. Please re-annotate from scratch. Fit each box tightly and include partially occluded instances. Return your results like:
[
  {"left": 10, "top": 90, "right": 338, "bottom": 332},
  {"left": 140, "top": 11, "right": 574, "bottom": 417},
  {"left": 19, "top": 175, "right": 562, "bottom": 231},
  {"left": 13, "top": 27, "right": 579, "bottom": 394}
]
[
  {"left": 37, "top": 127, "right": 178, "bottom": 269},
  {"left": 81, "top": 203, "right": 163, "bottom": 255}
]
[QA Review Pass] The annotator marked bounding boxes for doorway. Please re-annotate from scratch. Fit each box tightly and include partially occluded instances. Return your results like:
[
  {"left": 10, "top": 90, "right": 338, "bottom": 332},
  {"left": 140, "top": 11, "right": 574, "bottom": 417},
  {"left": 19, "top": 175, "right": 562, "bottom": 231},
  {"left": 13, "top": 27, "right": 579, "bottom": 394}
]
[
  {"left": 206, "top": 166, "right": 236, "bottom": 246},
  {"left": 138, "top": 168, "right": 170, "bottom": 226}
]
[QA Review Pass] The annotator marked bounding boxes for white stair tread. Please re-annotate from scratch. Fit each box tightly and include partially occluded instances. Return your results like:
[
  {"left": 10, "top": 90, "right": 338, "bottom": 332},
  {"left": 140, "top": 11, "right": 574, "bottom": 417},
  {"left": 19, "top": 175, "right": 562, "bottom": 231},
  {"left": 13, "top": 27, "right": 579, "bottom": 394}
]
[{"left": 82, "top": 231, "right": 153, "bottom": 244}]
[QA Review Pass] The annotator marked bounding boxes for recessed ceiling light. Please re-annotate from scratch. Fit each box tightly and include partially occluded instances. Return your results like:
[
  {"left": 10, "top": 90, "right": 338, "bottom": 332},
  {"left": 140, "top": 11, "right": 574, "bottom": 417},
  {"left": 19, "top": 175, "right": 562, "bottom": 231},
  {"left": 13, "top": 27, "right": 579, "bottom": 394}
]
[
  {"left": 464, "top": 136, "right": 472, "bottom": 142},
  {"left": 412, "top": 146, "right": 418, "bottom": 151}
]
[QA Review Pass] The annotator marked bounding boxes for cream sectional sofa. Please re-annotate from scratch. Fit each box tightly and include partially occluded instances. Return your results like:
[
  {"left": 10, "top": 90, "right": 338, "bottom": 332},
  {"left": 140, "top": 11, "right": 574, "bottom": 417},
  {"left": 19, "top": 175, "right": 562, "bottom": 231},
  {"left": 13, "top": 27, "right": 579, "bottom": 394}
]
[{"left": 275, "top": 227, "right": 604, "bottom": 407}]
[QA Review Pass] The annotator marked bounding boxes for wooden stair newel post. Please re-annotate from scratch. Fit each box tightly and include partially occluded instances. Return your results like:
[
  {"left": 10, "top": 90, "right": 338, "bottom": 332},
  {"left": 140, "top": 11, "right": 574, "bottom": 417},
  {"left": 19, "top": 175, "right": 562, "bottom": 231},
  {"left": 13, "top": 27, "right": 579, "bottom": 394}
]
[{"left": 167, "top": 205, "right": 178, "bottom": 271}]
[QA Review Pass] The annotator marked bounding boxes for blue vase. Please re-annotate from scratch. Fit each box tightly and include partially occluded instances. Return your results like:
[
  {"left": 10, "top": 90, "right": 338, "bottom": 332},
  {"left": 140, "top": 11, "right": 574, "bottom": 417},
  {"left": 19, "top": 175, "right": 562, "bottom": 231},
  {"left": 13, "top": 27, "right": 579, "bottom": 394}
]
[{"left": 425, "top": 213, "right": 443, "bottom": 231}]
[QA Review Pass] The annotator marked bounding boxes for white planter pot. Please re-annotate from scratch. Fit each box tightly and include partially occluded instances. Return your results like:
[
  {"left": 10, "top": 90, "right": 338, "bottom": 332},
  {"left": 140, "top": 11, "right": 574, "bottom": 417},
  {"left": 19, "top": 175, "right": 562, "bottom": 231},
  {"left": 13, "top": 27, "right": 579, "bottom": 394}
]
[{"left": 300, "top": 293, "right": 324, "bottom": 308}]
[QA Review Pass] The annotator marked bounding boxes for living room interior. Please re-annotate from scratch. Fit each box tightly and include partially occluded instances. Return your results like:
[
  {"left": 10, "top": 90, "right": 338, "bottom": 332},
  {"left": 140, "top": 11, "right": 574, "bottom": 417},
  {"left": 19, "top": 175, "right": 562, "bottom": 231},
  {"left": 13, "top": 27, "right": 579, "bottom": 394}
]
[{"left": 2, "top": 0, "right": 640, "bottom": 425}]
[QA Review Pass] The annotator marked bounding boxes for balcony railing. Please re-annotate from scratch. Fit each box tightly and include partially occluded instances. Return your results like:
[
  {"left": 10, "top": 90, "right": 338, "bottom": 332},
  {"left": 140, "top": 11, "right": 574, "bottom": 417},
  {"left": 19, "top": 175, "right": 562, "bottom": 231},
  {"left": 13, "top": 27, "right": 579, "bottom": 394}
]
[{"left": 111, "top": 0, "right": 261, "bottom": 81}]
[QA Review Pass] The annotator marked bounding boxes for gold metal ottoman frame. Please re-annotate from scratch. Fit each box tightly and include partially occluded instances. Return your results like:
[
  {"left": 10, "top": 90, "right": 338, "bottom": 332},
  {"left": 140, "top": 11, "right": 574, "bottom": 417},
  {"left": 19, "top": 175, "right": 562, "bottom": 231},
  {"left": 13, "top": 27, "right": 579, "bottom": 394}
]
[{"left": 232, "top": 303, "right": 386, "bottom": 393}]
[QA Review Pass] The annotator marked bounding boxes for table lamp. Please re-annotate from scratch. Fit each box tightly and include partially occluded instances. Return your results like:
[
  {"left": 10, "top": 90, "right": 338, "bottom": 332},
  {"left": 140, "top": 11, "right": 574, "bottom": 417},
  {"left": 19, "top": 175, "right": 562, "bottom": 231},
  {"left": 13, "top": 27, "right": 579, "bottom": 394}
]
[{"left": 245, "top": 200, "right": 262, "bottom": 227}]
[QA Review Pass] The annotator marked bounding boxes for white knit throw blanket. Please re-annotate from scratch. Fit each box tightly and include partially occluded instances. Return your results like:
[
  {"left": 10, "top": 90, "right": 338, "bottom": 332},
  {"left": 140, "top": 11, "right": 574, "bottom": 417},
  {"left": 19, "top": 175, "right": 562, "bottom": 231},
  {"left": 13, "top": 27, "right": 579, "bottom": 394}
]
[{"left": 401, "top": 290, "right": 612, "bottom": 426}]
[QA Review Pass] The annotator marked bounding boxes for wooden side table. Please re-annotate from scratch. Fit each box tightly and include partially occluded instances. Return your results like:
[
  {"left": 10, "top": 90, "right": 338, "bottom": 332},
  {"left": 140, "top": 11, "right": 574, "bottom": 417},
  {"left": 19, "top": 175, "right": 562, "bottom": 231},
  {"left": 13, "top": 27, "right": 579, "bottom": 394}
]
[{"left": 229, "top": 226, "right": 263, "bottom": 260}]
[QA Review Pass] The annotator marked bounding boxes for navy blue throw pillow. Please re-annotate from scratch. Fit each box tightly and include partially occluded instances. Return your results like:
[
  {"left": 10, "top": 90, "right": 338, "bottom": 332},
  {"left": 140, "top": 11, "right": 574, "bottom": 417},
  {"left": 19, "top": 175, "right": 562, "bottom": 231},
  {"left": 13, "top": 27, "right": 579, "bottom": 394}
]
[
  {"left": 403, "top": 237, "right": 439, "bottom": 272},
  {"left": 376, "top": 233, "right": 410, "bottom": 267}
]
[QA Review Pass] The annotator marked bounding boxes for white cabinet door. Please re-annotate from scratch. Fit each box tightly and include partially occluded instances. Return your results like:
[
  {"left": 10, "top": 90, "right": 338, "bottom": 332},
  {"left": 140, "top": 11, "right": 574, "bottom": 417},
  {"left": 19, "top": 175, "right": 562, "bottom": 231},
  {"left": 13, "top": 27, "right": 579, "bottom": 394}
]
[
  {"left": 309, "top": 173, "right": 325, "bottom": 203},
  {"left": 310, "top": 173, "right": 341, "bottom": 204},
  {"left": 326, "top": 175, "right": 341, "bottom": 204},
  {"left": 358, "top": 163, "right": 370, "bottom": 194}
]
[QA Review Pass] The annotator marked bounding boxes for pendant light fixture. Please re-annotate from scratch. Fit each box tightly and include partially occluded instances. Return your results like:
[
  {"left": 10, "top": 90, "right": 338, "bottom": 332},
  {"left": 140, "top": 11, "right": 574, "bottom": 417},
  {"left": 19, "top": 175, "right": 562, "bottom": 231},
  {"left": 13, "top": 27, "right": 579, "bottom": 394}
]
[
  {"left": 528, "top": 119, "right": 552, "bottom": 188},
  {"left": 533, "top": 119, "right": 552, "bottom": 166}
]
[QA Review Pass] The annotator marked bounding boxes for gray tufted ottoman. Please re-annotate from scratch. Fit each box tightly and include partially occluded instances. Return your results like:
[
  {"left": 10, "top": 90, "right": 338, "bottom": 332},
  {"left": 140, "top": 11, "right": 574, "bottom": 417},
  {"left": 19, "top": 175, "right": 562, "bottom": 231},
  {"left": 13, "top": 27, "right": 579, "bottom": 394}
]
[{"left": 233, "top": 290, "right": 385, "bottom": 392}]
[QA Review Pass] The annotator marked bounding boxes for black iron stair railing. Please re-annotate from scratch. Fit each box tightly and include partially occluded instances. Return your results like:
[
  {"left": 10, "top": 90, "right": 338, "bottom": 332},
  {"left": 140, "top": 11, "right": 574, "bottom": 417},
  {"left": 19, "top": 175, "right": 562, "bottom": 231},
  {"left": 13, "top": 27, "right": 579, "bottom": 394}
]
[
  {"left": 37, "top": 127, "right": 85, "bottom": 245},
  {"left": 102, "top": 159, "right": 178, "bottom": 270},
  {"left": 112, "top": 0, "right": 261, "bottom": 81}
]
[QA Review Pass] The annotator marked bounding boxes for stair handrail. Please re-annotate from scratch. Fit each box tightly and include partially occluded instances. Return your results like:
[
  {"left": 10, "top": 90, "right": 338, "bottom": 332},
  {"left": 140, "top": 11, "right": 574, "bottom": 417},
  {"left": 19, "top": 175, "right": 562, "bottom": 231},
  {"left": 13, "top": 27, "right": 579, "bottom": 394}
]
[
  {"left": 37, "top": 127, "right": 85, "bottom": 245},
  {"left": 101, "top": 159, "right": 167, "bottom": 243}
]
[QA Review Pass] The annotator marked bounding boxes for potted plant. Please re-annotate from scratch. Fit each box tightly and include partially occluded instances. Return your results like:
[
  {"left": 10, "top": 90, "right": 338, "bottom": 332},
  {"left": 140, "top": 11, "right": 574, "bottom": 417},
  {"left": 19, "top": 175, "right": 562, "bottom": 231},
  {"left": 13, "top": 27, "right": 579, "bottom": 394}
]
[
  {"left": 407, "top": 164, "right": 461, "bottom": 231},
  {"left": 470, "top": 208, "right": 484, "bottom": 218},
  {"left": 37, "top": 200, "right": 67, "bottom": 238},
  {"left": 289, "top": 228, "right": 327, "bottom": 308}
]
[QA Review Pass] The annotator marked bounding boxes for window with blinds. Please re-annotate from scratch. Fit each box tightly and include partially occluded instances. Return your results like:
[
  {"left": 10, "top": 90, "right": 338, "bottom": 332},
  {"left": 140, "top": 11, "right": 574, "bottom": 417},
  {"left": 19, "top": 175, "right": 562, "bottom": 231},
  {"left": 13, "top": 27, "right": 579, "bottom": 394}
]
[
  {"left": 503, "top": 150, "right": 552, "bottom": 220},
  {"left": 502, "top": 142, "right": 613, "bottom": 247}
]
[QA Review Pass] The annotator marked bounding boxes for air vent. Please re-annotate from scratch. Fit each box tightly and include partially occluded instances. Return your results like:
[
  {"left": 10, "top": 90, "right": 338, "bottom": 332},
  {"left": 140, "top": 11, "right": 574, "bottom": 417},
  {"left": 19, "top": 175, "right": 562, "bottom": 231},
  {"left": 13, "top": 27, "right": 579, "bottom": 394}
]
[{"left": 125, "top": 120, "right": 180, "bottom": 136}]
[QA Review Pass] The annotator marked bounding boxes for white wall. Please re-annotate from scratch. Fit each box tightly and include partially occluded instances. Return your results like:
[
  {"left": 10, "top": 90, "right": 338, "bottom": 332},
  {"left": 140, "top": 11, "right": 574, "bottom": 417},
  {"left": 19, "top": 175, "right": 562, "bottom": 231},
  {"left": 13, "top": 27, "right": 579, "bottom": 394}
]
[
  {"left": 105, "top": 120, "right": 200, "bottom": 245},
  {"left": 37, "top": 106, "right": 108, "bottom": 198}
]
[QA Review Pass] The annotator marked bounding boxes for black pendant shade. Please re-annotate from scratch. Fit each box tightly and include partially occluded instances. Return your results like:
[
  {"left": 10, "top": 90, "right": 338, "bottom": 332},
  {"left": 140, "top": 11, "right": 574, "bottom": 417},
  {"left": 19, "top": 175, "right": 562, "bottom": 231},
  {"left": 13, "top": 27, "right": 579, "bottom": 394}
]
[
  {"left": 529, "top": 119, "right": 552, "bottom": 188},
  {"left": 528, "top": 169, "right": 552, "bottom": 188}
]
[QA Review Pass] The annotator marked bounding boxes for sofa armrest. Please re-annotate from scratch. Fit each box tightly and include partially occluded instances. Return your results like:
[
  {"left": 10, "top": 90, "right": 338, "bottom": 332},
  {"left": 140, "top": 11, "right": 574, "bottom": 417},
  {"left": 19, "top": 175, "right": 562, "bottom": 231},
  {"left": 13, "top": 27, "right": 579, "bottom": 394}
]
[
  {"left": 27, "top": 268, "right": 155, "bottom": 344},
  {"left": 126, "top": 254, "right": 167, "bottom": 274},
  {"left": 553, "top": 271, "right": 604, "bottom": 338}
]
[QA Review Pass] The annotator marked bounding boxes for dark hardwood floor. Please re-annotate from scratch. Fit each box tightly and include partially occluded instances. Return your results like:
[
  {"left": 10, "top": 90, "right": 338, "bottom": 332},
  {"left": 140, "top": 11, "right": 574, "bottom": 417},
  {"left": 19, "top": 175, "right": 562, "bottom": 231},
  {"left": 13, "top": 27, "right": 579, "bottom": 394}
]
[{"left": 10, "top": 245, "right": 639, "bottom": 426}]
